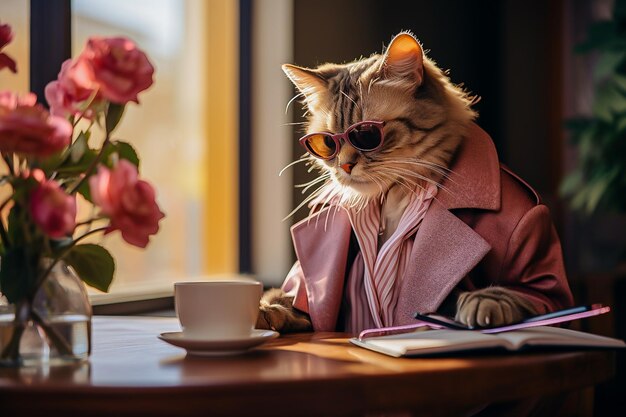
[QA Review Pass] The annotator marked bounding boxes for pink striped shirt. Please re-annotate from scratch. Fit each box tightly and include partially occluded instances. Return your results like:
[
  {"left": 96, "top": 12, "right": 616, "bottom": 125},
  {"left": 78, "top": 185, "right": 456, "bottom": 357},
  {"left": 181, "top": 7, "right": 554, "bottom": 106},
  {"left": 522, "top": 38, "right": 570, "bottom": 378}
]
[{"left": 344, "top": 184, "right": 437, "bottom": 333}]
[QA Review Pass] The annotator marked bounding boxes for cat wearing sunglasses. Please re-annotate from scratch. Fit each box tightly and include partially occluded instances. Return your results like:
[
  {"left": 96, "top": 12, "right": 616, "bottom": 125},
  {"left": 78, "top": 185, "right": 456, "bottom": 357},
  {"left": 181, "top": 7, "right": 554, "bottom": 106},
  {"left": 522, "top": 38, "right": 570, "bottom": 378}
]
[{"left": 256, "top": 32, "right": 573, "bottom": 334}]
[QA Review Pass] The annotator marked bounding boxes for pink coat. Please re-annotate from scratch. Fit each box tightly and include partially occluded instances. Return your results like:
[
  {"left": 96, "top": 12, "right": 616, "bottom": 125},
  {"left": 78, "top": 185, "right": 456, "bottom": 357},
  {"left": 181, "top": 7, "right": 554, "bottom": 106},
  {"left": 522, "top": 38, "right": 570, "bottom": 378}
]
[{"left": 282, "top": 123, "right": 574, "bottom": 331}]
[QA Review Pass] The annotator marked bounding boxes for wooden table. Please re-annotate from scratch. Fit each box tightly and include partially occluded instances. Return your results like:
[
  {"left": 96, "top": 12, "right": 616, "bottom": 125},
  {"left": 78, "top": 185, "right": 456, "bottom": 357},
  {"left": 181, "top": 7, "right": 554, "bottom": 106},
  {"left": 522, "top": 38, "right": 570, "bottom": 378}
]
[{"left": 0, "top": 316, "right": 616, "bottom": 417}]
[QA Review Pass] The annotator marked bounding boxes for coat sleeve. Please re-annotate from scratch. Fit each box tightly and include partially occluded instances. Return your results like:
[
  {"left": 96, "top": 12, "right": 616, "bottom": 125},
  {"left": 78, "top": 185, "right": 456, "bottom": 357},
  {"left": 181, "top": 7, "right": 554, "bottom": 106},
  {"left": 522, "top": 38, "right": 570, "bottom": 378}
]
[
  {"left": 281, "top": 261, "right": 310, "bottom": 314},
  {"left": 498, "top": 204, "right": 574, "bottom": 314}
]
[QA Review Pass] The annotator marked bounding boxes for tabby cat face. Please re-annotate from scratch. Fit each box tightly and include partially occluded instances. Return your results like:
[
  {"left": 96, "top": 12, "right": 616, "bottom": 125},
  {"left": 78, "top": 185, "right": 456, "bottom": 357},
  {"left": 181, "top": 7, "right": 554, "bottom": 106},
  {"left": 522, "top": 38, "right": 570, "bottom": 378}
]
[{"left": 284, "top": 32, "right": 476, "bottom": 205}]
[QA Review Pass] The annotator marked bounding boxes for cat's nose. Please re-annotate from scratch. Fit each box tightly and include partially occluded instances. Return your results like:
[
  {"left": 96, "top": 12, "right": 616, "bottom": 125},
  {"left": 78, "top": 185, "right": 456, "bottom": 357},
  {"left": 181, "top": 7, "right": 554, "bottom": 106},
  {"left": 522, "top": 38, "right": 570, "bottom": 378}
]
[{"left": 341, "top": 162, "right": 356, "bottom": 174}]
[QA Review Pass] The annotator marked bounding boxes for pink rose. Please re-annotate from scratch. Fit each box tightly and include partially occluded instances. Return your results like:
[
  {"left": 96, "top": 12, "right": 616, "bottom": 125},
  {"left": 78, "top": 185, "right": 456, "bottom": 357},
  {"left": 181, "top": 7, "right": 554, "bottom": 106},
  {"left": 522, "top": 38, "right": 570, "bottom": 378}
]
[
  {"left": 79, "top": 37, "right": 154, "bottom": 104},
  {"left": 0, "top": 23, "right": 16, "bottom": 73},
  {"left": 45, "top": 59, "right": 99, "bottom": 119},
  {"left": 89, "top": 160, "right": 164, "bottom": 248},
  {"left": 29, "top": 171, "right": 77, "bottom": 239},
  {"left": 0, "top": 94, "right": 73, "bottom": 156}
]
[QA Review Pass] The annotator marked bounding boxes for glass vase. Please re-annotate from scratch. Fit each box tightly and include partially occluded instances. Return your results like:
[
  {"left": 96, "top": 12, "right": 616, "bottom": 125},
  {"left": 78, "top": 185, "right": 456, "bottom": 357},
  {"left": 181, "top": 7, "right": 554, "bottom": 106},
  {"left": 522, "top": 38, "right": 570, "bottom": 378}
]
[{"left": 0, "top": 261, "right": 92, "bottom": 367}]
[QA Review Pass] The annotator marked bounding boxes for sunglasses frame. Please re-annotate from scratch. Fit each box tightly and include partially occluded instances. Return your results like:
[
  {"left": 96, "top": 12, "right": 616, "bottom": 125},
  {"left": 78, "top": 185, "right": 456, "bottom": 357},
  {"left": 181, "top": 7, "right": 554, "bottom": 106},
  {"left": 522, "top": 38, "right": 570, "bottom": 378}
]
[{"left": 299, "top": 120, "right": 386, "bottom": 160}]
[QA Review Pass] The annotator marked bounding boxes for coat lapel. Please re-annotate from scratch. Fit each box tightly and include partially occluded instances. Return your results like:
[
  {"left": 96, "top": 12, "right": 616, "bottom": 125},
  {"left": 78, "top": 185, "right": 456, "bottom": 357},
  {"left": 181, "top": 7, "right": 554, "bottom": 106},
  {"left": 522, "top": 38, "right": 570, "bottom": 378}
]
[
  {"left": 291, "top": 208, "right": 352, "bottom": 331},
  {"left": 394, "top": 200, "right": 491, "bottom": 324}
]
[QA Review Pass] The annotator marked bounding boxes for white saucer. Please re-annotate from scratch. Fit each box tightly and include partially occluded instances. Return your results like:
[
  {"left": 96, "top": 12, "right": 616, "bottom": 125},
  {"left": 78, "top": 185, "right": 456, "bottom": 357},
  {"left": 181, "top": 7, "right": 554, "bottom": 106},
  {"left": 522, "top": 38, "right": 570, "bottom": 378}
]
[{"left": 158, "top": 329, "right": 279, "bottom": 356}]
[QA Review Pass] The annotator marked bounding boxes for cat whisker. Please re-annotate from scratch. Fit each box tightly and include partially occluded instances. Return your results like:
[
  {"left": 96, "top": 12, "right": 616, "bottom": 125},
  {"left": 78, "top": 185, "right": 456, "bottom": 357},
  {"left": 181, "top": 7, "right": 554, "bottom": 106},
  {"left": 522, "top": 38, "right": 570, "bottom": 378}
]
[
  {"left": 317, "top": 185, "right": 341, "bottom": 230},
  {"left": 371, "top": 158, "right": 454, "bottom": 176},
  {"left": 279, "top": 157, "right": 311, "bottom": 176},
  {"left": 379, "top": 170, "right": 453, "bottom": 208},
  {"left": 361, "top": 171, "right": 386, "bottom": 197},
  {"left": 377, "top": 165, "right": 447, "bottom": 192},
  {"left": 407, "top": 158, "right": 456, "bottom": 173},
  {"left": 285, "top": 92, "right": 305, "bottom": 114},
  {"left": 376, "top": 171, "right": 453, "bottom": 210},
  {"left": 376, "top": 171, "right": 423, "bottom": 195},
  {"left": 295, "top": 174, "right": 330, "bottom": 188},
  {"left": 345, "top": 191, "right": 368, "bottom": 212},
  {"left": 376, "top": 170, "right": 426, "bottom": 194},
  {"left": 370, "top": 159, "right": 459, "bottom": 186},
  {"left": 299, "top": 175, "right": 332, "bottom": 194},
  {"left": 322, "top": 196, "right": 335, "bottom": 231},
  {"left": 379, "top": 166, "right": 455, "bottom": 197},
  {"left": 283, "top": 182, "right": 331, "bottom": 221}
]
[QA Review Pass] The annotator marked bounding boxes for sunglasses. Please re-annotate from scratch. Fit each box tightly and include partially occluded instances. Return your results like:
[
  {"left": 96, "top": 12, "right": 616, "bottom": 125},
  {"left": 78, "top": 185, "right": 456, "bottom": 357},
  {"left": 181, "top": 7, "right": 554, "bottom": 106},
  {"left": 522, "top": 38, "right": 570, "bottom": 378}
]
[{"left": 299, "top": 120, "right": 385, "bottom": 160}]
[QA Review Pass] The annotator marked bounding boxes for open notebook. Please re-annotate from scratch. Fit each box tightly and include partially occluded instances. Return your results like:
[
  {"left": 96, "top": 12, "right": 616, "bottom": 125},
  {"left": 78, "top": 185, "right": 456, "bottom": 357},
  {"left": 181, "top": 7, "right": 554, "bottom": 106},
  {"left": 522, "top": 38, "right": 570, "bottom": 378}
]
[
  {"left": 350, "top": 326, "right": 626, "bottom": 357},
  {"left": 350, "top": 304, "right": 626, "bottom": 357}
]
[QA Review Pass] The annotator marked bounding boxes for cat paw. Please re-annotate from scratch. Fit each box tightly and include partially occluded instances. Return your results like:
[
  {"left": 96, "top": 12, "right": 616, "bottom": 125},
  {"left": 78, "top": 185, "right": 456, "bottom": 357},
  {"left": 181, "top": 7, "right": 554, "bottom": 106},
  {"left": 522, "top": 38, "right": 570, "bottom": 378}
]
[
  {"left": 455, "top": 287, "right": 537, "bottom": 328},
  {"left": 256, "top": 288, "right": 312, "bottom": 333}
]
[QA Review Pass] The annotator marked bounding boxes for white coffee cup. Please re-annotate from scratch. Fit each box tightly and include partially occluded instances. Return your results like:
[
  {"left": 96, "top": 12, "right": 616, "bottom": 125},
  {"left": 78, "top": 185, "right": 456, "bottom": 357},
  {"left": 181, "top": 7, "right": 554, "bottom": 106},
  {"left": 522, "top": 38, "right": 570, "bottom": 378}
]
[{"left": 174, "top": 280, "right": 263, "bottom": 339}]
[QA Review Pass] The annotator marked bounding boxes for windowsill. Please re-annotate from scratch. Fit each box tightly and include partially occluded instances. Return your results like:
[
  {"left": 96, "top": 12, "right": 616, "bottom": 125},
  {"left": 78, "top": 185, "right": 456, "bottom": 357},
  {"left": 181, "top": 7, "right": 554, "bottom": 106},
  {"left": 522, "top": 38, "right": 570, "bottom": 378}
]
[{"left": 89, "top": 273, "right": 258, "bottom": 315}]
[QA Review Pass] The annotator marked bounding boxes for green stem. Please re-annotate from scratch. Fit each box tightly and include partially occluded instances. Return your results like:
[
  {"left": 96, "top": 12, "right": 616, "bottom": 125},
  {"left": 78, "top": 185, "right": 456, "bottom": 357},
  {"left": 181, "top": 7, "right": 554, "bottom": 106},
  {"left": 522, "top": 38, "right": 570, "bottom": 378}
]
[
  {"left": 72, "top": 90, "right": 99, "bottom": 129},
  {"left": 30, "top": 309, "right": 73, "bottom": 356},
  {"left": 30, "top": 226, "right": 109, "bottom": 296},
  {"left": 71, "top": 225, "right": 109, "bottom": 245},
  {"left": 3, "top": 225, "right": 107, "bottom": 363},
  {"left": 75, "top": 216, "right": 105, "bottom": 228},
  {"left": 68, "top": 132, "right": 110, "bottom": 195},
  {"left": 0, "top": 323, "right": 25, "bottom": 365},
  {"left": 0, "top": 303, "right": 75, "bottom": 364}
]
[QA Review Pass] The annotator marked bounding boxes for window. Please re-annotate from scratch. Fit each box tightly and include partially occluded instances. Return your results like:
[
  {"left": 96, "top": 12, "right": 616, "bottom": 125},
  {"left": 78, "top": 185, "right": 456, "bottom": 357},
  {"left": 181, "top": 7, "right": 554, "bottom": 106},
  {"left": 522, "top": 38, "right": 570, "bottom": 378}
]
[{"left": 1, "top": 0, "right": 242, "bottom": 305}]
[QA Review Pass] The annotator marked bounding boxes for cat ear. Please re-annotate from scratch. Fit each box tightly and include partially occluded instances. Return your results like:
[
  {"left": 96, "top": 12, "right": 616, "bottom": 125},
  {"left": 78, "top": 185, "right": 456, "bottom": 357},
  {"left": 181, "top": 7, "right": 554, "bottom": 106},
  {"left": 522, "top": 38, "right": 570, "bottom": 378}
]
[
  {"left": 282, "top": 64, "right": 328, "bottom": 107},
  {"left": 381, "top": 32, "right": 424, "bottom": 87}
]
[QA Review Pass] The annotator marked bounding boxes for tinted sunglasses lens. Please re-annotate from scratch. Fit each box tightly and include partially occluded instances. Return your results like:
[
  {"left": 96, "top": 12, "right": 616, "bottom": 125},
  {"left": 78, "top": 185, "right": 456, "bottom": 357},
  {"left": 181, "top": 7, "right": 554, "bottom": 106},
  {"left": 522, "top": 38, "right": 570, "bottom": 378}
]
[
  {"left": 305, "top": 134, "right": 336, "bottom": 159},
  {"left": 348, "top": 123, "right": 383, "bottom": 150}
]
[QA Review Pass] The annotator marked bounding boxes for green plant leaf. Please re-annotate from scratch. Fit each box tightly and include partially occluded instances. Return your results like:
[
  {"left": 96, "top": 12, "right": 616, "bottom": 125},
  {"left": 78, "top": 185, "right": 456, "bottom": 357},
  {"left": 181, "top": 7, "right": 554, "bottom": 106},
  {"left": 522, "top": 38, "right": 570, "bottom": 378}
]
[
  {"left": 70, "top": 130, "right": 91, "bottom": 163},
  {"left": 109, "top": 140, "right": 140, "bottom": 168},
  {"left": 563, "top": 0, "right": 626, "bottom": 216},
  {"left": 53, "top": 149, "right": 98, "bottom": 176},
  {"left": 570, "top": 187, "right": 590, "bottom": 212},
  {"left": 593, "top": 51, "right": 626, "bottom": 81},
  {"left": 585, "top": 168, "right": 619, "bottom": 214},
  {"left": 576, "top": 125, "right": 599, "bottom": 157},
  {"left": 617, "top": 115, "right": 626, "bottom": 132},
  {"left": 559, "top": 170, "right": 583, "bottom": 197},
  {"left": 105, "top": 102, "right": 126, "bottom": 134},
  {"left": 613, "top": 75, "right": 626, "bottom": 92},
  {"left": 76, "top": 180, "right": 93, "bottom": 203},
  {"left": 592, "top": 83, "right": 623, "bottom": 122},
  {"left": 37, "top": 150, "right": 70, "bottom": 175},
  {"left": 64, "top": 244, "right": 115, "bottom": 292}
]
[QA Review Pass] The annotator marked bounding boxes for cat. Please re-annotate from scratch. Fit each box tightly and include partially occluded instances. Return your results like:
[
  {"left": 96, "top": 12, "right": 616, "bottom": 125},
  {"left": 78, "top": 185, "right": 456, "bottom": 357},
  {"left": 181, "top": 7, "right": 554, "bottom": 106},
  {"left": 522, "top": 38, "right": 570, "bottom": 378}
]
[{"left": 256, "top": 31, "right": 573, "bottom": 334}]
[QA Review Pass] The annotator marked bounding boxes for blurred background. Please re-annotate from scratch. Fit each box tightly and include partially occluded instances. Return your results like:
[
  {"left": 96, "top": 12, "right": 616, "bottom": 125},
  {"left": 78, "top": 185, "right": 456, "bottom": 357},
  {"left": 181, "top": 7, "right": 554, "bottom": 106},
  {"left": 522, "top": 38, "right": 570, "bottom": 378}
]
[{"left": 0, "top": 0, "right": 624, "bottom": 415}]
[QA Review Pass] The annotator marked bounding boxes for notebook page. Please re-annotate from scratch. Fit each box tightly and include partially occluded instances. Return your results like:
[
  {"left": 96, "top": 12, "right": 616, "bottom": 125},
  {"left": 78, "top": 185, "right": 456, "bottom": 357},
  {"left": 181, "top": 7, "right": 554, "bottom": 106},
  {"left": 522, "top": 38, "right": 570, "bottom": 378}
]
[
  {"left": 357, "top": 329, "right": 510, "bottom": 356},
  {"left": 495, "top": 326, "right": 626, "bottom": 349}
]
